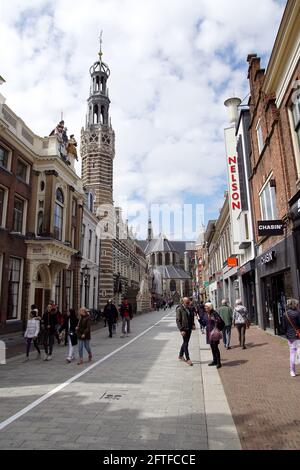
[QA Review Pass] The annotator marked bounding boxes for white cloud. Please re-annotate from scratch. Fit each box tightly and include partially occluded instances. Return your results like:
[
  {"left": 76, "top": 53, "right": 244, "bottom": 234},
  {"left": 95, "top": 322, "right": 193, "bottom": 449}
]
[{"left": 0, "top": 0, "right": 286, "bottom": 235}]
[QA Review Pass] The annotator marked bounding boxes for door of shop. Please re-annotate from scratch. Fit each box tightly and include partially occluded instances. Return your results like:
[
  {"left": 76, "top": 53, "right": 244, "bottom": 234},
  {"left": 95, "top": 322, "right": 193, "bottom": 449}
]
[
  {"left": 34, "top": 288, "right": 44, "bottom": 316},
  {"left": 264, "top": 274, "right": 286, "bottom": 335}
]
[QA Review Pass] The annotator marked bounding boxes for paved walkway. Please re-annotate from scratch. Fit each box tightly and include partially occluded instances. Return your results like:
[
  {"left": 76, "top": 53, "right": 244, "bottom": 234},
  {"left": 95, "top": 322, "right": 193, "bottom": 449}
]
[
  {"left": 218, "top": 325, "right": 300, "bottom": 450},
  {"left": 0, "top": 309, "right": 240, "bottom": 450}
]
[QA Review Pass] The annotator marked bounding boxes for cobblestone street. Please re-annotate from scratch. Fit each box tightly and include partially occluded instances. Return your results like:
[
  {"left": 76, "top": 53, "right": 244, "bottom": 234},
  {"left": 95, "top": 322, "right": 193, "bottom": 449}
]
[
  {"left": 218, "top": 326, "right": 300, "bottom": 450},
  {"left": 0, "top": 309, "right": 240, "bottom": 450}
]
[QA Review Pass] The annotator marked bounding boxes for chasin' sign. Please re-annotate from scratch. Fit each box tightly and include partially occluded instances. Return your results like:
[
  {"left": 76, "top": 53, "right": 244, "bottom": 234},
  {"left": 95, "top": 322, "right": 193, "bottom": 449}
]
[{"left": 228, "top": 155, "right": 241, "bottom": 210}]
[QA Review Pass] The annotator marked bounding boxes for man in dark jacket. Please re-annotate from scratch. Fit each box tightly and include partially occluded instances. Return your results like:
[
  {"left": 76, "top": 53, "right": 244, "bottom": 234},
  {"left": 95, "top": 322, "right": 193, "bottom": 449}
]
[
  {"left": 176, "top": 297, "right": 195, "bottom": 366},
  {"left": 120, "top": 298, "right": 133, "bottom": 337},
  {"left": 219, "top": 299, "right": 233, "bottom": 349},
  {"left": 42, "top": 304, "right": 58, "bottom": 361},
  {"left": 104, "top": 300, "right": 119, "bottom": 338}
]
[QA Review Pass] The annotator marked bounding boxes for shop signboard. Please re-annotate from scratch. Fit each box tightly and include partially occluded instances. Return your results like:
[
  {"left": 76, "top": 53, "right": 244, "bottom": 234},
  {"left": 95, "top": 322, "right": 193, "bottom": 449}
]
[
  {"left": 257, "top": 220, "right": 284, "bottom": 237},
  {"left": 224, "top": 126, "right": 242, "bottom": 249},
  {"left": 227, "top": 257, "right": 238, "bottom": 267},
  {"left": 261, "top": 250, "right": 276, "bottom": 265}
]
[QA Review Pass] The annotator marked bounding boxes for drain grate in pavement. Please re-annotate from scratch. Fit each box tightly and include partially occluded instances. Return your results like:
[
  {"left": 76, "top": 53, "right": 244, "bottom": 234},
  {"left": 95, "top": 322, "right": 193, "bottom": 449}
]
[{"left": 99, "top": 390, "right": 128, "bottom": 402}]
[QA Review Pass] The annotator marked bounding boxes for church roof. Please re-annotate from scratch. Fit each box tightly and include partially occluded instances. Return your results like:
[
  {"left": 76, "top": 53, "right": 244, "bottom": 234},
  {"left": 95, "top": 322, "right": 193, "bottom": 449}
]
[
  {"left": 144, "top": 234, "right": 176, "bottom": 255},
  {"left": 152, "top": 265, "right": 190, "bottom": 280}
]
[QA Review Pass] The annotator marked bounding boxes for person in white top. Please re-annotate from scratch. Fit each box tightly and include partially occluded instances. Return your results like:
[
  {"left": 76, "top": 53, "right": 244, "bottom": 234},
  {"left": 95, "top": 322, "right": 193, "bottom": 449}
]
[{"left": 24, "top": 310, "right": 41, "bottom": 360}]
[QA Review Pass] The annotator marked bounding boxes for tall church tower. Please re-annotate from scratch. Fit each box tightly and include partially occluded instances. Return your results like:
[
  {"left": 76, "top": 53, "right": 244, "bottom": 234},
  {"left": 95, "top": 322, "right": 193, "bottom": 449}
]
[{"left": 81, "top": 36, "right": 115, "bottom": 306}]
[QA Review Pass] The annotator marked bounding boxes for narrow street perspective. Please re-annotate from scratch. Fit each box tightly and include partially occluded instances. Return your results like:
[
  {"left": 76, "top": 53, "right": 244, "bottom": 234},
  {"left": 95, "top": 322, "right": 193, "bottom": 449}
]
[
  {"left": 1, "top": 0, "right": 300, "bottom": 456},
  {"left": 0, "top": 308, "right": 240, "bottom": 450}
]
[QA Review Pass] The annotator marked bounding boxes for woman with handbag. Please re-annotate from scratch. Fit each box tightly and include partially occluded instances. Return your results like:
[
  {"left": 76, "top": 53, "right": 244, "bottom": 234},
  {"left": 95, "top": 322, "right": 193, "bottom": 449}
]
[
  {"left": 59, "top": 309, "right": 78, "bottom": 363},
  {"left": 233, "top": 299, "right": 249, "bottom": 349},
  {"left": 283, "top": 298, "right": 300, "bottom": 377},
  {"left": 204, "top": 303, "right": 225, "bottom": 369}
]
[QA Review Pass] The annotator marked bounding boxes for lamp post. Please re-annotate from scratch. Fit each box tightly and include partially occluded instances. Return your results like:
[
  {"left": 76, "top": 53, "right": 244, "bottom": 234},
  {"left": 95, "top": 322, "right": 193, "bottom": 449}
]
[{"left": 82, "top": 264, "right": 90, "bottom": 308}]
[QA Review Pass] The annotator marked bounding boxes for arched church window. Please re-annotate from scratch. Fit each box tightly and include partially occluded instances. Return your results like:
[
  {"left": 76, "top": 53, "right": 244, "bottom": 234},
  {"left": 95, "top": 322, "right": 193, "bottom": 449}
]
[
  {"left": 151, "top": 253, "right": 155, "bottom": 265},
  {"left": 100, "top": 105, "right": 105, "bottom": 125},
  {"left": 184, "top": 280, "right": 190, "bottom": 297},
  {"left": 170, "top": 280, "right": 176, "bottom": 292},
  {"left": 158, "top": 253, "right": 162, "bottom": 266},
  {"left": 88, "top": 193, "right": 93, "bottom": 212},
  {"left": 93, "top": 104, "right": 99, "bottom": 124},
  {"left": 101, "top": 76, "right": 105, "bottom": 92},
  {"left": 165, "top": 253, "right": 170, "bottom": 265},
  {"left": 95, "top": 76, "right": 100, "bottom": 91}
]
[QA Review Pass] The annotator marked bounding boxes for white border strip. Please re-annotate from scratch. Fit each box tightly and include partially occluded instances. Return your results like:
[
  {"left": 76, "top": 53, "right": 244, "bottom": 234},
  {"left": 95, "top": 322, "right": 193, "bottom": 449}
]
[{"left": 0, "top": 314, "right": 171, "bottom": 431}]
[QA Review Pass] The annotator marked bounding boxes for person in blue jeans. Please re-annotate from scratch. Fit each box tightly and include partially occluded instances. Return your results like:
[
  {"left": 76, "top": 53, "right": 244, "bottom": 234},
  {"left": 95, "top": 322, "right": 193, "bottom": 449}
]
[
  {"left": 76, "top": 307, "right": 92, "bottom": 365},
  {"left": 218, "top": 299, "right": 233, "bottom": 349}
]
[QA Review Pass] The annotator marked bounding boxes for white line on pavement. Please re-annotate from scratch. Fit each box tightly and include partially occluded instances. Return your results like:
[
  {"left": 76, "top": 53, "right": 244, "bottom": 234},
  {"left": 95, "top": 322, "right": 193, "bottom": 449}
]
[{"left": 0, "top": 312, "right": 173, "bottom": 432}]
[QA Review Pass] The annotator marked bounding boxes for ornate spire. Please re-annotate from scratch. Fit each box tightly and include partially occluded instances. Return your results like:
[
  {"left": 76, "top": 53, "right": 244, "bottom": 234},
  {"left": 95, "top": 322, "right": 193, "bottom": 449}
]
[{"left": 98, "top": 30, "right": 103, "bottom": 64}]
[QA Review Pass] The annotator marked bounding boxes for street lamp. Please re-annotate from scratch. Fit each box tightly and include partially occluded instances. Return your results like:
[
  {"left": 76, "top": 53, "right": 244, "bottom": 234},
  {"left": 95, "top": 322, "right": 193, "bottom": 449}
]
[{"left": 82, "top": 264, "right": 90, "bottom": 308}]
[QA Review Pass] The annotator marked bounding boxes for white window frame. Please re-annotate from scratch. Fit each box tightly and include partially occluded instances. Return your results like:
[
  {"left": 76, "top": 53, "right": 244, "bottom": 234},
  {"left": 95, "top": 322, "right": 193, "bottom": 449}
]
[
  {"left": 12, "top": 194, "right": 27, "bottom": 235},
  {"left": 259, "top": 174, "right": 278, "bottom": 221},
  {"left": 54, "top": 187, "right": 65, "bottom": 242},
  {"left": 256, "top": 119, "right": 264, "bottom": 155},
  {"left": 7, "top": 256, "right": 24, "bottom": 321},
  {"left": 16, "top": 157, "right": 30, "bottom": 184},
  {"left": 288, "top": 96, "right": 300, "bottom": 177},
  {"left": 0, "top": 185, "right": 9, "bottom": 228},
  {"left": 0, "top": 141, "right": 12, "bottom": 171}
]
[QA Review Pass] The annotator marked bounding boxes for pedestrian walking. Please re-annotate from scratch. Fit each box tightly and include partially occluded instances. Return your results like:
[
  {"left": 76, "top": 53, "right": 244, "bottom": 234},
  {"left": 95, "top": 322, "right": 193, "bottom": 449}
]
[
  {"left": 233, "top": 299, "right": 250, "bottom": 349},
  {"left": 42, "top": 304, "right": 58, "bottom": 361},
  {"left": 283, "top": 298, "right": 300, "bottom": 377},
  {"left": 176, "top": 297, "right": 195, "bottom": 366},
  {"left": 30, "top": 304, "right": 42, "bottom": 345},
  {"left": 76, "top": 307, "right": 92, "bottom": 365},
  {"left": 59, "top": 309, "right": 78, "bottom": 363},
  {"left": 24, "top": 310, "right": 41, "bottom": 360},
  {"left": 120, "top": 297, "right": 133, "bottom": 337},
  {"left": 204, "top": 302, "right": 225, "bottom": 369},
  {"left": 197, "top": 301, "right": 206, "bottom": 334},
  {"left": 104, "top": 299, "right": 119, "bottom": 338},
  {"left": 219, "top": 299, "right": 233, "bottom": 349}
]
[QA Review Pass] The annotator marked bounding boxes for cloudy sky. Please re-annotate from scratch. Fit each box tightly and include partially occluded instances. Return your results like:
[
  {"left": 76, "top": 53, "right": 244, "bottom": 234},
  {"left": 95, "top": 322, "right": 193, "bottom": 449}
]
[{"left": 0, "top": 0, "right": 286, "bottom": 239}]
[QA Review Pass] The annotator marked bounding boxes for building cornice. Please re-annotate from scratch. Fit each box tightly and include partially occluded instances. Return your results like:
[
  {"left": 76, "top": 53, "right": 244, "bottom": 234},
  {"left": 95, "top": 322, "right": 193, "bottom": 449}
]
[{"left": 263, "top": 0, "right": 300, "bottom": 105}]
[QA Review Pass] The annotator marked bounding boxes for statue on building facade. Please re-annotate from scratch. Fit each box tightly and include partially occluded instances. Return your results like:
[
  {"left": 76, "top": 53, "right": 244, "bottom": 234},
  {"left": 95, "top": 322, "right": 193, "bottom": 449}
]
[
  {"left": 67, "top": 134, "right": 78, "bottom": 160},
  {"left": 49, "top": 120, "right": 77, "bottom": 164}
]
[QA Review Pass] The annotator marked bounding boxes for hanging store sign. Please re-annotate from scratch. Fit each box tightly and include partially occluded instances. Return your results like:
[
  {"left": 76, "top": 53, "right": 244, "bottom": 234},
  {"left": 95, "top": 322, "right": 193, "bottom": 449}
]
[
  {"left": 261, "top": 250, "right": 276, "bottom": 265},
  {"left": 257, "top": 220, "right": 284, "bottom": 236},
  {"left": 227, "top": 257, "right": 238, "bottom": 267},
  {"left": 224, "top": 126, "right": 242, "bottom": 249}
]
